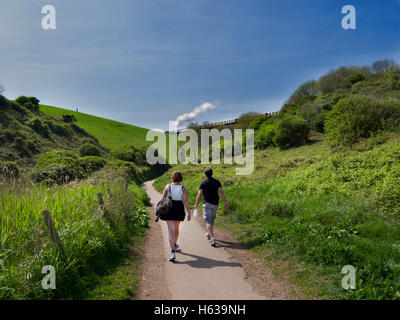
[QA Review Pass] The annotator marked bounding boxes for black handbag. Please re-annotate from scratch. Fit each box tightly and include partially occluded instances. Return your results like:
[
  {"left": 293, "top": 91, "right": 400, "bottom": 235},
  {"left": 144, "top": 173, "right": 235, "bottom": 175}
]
[{"left": 156, "top": 184, "right": 173, "bottom": 215}]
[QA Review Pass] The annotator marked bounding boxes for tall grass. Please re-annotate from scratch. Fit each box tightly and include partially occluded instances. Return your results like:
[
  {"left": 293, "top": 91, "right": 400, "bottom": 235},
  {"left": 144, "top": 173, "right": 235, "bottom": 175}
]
[{"left": 0, "top": 171, "right": 149, "bottom": 299}]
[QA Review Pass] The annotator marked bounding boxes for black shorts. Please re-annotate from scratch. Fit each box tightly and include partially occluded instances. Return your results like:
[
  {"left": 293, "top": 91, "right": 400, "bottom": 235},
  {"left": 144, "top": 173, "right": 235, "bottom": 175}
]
[{"left": 160, "top": 200, "right": 185, "bottom": 221}]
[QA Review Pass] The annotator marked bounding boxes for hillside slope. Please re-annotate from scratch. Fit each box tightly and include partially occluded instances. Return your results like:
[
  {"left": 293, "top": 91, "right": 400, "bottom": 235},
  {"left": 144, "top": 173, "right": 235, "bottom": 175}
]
[
  {"left": 40, "top": 104, "right": 150, "bottom": 151},
  {"left": 0, "top": 96, "right": 107, "bottom": 168}
]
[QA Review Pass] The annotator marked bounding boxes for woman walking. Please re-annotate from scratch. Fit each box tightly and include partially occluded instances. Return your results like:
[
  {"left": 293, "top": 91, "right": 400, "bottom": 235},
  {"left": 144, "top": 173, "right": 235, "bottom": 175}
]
[{"left": 160, "top": 170, "right": 192, "bottom": 262}]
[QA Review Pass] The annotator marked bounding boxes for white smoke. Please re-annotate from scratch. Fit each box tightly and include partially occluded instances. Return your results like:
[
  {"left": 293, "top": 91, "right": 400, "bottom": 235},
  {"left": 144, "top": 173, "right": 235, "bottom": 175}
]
[{"left": 175, "top": 102, "right": 216, "bottom": 127}]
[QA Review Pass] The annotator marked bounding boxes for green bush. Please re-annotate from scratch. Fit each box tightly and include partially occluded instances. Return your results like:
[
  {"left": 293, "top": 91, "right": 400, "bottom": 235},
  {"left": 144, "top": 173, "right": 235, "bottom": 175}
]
[
  {"left": 23, "top": 101, "right": 39, "bottom": 112},
  {"left": 16, "top": 96, "right": 40, "bottom": 107},
  {"left": 255, "top": 122, "right": 277, "bottom": 149},
  {"left": 31, "top": 163, "right": 84, "bottom": 185},
  {"left": 79, "top": 156, "right": 107, "bottom": 174},
  {"left": 62, "top": 114, "right": 77, "bottom": 123},
  {"left": 272, "top": 116, "right": 310, "bottom": 150},
  {"left": 325, "top": 95, "right": 400, "bottom": 146},
  {"left": 342, "top": 73, "right": 366, "bottom": 88},
  {"left": 111, "top": 144, "right": 146, "bottom": 166},
  {"left": 32, "top": 150, "right": 85, "bottom": 184},
  {"left": 110, "top": 160, "right": 139, "bottom": 181},
  {"left": 288, "top": 80, "right": 319, "bottom": 105},
  {"left": 313, "top": 112, "right": 328, "bottom": 133},
  {"left": 27, "top": 117, "right": 50, "bottom": 137},
  {"left": 80, "top": 137, "right": 100, "bottom": 145},
  {"left": 36, "top": 150, "right": 77, "bottom": 168},
  {"left": 70, "top": 123, "right": 89, "bottom": 136},
  {"left": 249, "top": 115, "right": 268, "bottom": 130},
  {"left": 12, "top": 136, "right": 30, "bottom": 156},
  {"left": 32, "top": 151, "right": 107, "bottom": 184},
  {"left": 51, "top": 123, "right": 72, "bottom": 136},
  {"left": 79, "top": 143, "right": 102, "bottom": 157},
  {"left": 0, "top": 161, "right": 19, "bottom": 177}
]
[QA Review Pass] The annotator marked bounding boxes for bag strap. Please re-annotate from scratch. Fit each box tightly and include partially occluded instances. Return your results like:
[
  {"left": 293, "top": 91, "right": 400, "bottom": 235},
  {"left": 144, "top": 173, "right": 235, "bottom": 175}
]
[{"left": 168, "top": 184, "right": 172, "bottom": 198}]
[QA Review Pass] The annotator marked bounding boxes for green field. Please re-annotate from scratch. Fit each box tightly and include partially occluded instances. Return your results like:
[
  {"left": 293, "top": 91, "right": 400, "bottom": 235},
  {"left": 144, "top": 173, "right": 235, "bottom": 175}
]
[{"left": 40, "top": 104, "right": 150, "bottom": 151}]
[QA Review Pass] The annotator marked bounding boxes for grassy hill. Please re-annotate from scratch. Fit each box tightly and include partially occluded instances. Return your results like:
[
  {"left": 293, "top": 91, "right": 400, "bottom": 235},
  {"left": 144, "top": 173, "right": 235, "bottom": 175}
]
[
  {"left": 40, "top": 104, "right": 150, "bottom": 151},
  {"left": 0, "top": 96, "right": 107, "bottom": 169}
]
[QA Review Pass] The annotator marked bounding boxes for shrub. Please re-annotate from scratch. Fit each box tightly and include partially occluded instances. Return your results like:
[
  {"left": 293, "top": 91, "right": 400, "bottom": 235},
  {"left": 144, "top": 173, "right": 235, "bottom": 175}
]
[
  {"left": 16, "top": 96, "right": 40, "bottom": 107},
  {"left": 342, "top": 73, "right": 366, "bottom": 88},
  {"left": 0, "top": 161, "right": 19, "bottom": 177},
  {"left": 288, "top": 80, "right": 319, "bottom": 105},
  {"left": 249, "top": 115, "right": 269, "bottom": 130},
  {"left": 26, "top": 139, "right": 40, "bottom": 154},
  {"left": 8, "top": 101, "right": 27, "bottom": 115},
  {"left": 111, "top": 144, "right": 146, "bottom": 166},
  {"left": 372, "top": 58, "right": 400, "bottom": 73},
  {"left": 51, "top": 123, "right": 72, "bottom": 136},
  {"left": 313, "top": 112, "right": 328, "bottom": 133},
  {"left": 79, "top": 156, "right": 107, "bottom": 174},
  {"left": 36, "top": 150, "right": 77, "bottom": 168},
  {"left": 62, "top": 114, "right": 77, "bottom": 123},
  {"left": 79, "top": 143, "right": 102, "bottom": 157},
  {"left": 32, "top": 150, "right": 85, "bottom": 184},
  {"left": 255, "top": 122, "right": 277, "bottom": 149},
  {"left": 272, "top": 116, "right": 310, "bottom": 150},
  {"left": 23, "top": 101, "right": 39, "bottom": 112},
  {"left": 31, "top": 163, "right": 83, "bottom": 185},
  {"left": 110, "top": 160, "right": 138, "bottom": 181},
  {"left": 12, "top": 136, "right": 30, "bottom": 156},
  {"left": 318, "top": 66, "right": 360, "bottom": 94},
  {"left": 80, "top": 137, "right": 100, "bottom": 145},
  {"left": 70, "top": 123, "right": 89, "bottom": 136},
  {"left": 27, "top": 117, "right": 50, "bottom": 137},
  {"left": 325, "top": 95, "right": 400, "bottom": 146}
]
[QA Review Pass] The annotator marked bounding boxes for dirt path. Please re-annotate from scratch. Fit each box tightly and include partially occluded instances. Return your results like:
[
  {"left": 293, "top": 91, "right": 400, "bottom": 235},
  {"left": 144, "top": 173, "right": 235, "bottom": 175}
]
[{"left": 137, "top": 180, "right": 299, "bottom": 300}]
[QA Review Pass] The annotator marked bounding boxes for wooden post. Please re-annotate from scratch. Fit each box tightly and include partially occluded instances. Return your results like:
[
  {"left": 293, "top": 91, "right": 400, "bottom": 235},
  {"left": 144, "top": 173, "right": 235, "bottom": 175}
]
[
  {"left": 97, "top": 193, "right": 111, "bottom": 223},
  {"left": 97, "top": 193, "right": 104, "bottom": 206},
  {"left": 42, "top": 210, "right": 64, "bottom": 252}
]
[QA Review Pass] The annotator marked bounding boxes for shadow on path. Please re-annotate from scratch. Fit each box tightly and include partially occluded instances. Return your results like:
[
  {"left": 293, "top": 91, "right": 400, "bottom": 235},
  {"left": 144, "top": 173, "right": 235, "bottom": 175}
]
[
  {"left": 216, "top": 239, "right": 244, "bottom": 250},
  {"left": 174, "top": 251, "right": 242, "bottom": 269}
]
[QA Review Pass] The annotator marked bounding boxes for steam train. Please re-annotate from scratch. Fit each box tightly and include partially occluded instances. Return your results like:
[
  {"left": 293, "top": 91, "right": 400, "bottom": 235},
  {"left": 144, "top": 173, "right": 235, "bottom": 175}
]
[{"left": 165, "top": 111, "right": 279, "bottom": 133}]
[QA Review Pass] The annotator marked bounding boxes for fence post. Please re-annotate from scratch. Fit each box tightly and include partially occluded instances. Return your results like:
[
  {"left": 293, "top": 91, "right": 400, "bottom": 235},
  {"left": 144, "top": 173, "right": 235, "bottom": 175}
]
[
  {"left": 42, "top": 210, "right": 64, "bottom": 252},
  {"left": 97, "top": 193, "right": 111, "bottom": 223},
  {"left": 97, "top": 192, "right": 104, "bottom": 206}
]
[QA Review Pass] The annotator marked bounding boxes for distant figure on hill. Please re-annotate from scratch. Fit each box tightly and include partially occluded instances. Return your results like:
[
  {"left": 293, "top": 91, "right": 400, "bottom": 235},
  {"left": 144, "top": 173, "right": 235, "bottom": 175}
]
[{"left": 194, "top": 168, "right": 228, "bottom": 247}]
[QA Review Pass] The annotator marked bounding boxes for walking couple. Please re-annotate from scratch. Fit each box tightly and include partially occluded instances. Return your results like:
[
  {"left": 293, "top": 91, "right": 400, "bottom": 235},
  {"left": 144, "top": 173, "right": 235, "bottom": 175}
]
[{"left": 159, "top": 168, "right": 228, "bottom": 262}]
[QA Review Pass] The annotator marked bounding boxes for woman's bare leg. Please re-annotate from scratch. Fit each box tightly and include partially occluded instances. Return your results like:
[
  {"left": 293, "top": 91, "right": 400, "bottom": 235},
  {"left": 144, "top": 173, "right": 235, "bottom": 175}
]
[
  {"left": 174, "top": 221, "right": 181, "bottom": 245},
  {"left": 167, "top": 221, "right": 176, "bottom": 250}
]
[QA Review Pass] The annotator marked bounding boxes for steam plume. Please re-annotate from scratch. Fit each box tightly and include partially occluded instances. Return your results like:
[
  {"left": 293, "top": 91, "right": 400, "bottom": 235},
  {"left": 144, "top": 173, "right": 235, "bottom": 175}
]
[{"left": 175, "top": 102, "right": 216, "bottom": 127}]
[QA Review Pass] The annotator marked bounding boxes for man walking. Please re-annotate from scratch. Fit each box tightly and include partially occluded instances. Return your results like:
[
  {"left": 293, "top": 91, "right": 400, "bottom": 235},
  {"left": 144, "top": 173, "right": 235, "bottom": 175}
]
[{"left": 194, "top": 168, "right": 228, "bottom": 247}]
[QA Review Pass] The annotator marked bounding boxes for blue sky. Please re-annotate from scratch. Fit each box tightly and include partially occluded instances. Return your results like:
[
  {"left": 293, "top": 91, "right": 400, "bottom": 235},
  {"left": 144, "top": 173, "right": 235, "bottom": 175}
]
[{"left": 0, "top": 0, "right": 399, "bottom": 130}]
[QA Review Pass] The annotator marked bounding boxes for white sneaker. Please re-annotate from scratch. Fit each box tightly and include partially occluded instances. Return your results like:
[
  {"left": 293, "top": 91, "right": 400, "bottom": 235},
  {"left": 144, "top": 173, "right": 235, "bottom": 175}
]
[
  {"left": 169, "top": 251, "right": 176, "bottom": 262},
  {"left": 206, "top": 233, "right": 211, "bottom": 241},
  {"left": 210, "top": 238, "right": 216, "bottom": 247}
]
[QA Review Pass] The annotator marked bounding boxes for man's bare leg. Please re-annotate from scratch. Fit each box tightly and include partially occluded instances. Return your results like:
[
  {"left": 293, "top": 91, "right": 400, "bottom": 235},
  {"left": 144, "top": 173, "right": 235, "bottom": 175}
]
[{"left": 206, "top": 223, "right": 214, "bottom": 239}]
